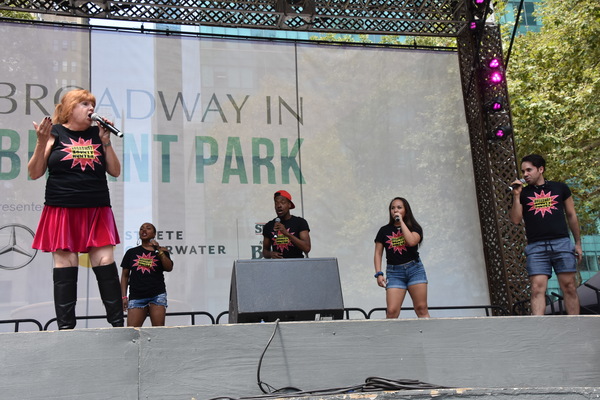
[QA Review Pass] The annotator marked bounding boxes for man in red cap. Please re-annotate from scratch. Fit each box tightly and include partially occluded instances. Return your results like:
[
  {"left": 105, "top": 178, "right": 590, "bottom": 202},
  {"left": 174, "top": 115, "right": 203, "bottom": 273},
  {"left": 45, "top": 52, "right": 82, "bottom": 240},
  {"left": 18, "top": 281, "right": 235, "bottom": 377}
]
[{"left": 262, "top": 190, "right": 311, "bottom": 258}]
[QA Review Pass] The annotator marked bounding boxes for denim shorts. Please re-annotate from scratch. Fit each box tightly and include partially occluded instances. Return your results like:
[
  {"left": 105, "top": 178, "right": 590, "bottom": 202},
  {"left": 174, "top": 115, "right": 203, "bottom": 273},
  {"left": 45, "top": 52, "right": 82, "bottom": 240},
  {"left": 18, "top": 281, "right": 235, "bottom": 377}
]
[
  {"left": 525, "top": 237, "right": 577, "bottom": 277},
  {"left": 385, "top": 259, "right": 428, "bottom": 289},
  {"left": 128, "top": 292, "right": 168, "bottom": 309}
]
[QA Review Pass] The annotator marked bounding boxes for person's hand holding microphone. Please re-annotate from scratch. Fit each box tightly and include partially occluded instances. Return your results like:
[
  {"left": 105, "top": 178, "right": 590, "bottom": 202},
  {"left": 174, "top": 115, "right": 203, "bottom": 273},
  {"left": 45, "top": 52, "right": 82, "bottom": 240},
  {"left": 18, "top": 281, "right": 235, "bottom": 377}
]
[
  {"left": 509, "top": 178, "right": 526, "bottom": 194},
  {"left": 150, "top": 239, "right": 168, "bottom": 259}
]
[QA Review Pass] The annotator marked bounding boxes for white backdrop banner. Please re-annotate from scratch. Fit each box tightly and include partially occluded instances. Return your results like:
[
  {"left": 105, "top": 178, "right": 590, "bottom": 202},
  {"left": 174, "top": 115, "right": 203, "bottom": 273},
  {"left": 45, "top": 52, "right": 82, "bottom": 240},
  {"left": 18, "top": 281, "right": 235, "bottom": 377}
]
[{"left": 0, "top": 23, "right": 489, "bottom": 329}]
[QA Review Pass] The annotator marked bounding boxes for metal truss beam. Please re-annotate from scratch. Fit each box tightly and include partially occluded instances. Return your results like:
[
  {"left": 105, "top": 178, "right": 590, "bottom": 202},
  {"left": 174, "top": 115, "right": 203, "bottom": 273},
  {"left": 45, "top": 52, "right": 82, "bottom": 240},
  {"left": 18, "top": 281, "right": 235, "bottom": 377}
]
[{"left": 1, "top": 0, "right": 470, "bottom": 37}]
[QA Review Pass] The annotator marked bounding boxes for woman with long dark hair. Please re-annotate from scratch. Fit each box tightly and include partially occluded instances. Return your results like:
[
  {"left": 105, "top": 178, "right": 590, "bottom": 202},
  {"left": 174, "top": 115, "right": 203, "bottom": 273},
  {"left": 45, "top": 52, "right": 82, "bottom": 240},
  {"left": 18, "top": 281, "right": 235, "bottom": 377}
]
[{"left": 373, "top": 197, "right": 430, "bottom": 318}]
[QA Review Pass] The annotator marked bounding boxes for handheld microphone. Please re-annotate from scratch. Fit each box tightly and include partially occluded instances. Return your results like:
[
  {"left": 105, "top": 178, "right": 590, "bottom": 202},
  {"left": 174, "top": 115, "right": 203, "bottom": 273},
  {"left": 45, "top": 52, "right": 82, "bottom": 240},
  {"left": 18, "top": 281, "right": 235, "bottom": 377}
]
[
  {"left": 275, "top": 217, "right": 281, "bottom": 240},
  {"left": 509, "top": 178, "right": 526, "bottom": 191},
  {"left": 89, "top": 113, "right": 123, "bottom": 137},
  {"left": 394, "top": 216, "right": 401, "bottom": 222}
]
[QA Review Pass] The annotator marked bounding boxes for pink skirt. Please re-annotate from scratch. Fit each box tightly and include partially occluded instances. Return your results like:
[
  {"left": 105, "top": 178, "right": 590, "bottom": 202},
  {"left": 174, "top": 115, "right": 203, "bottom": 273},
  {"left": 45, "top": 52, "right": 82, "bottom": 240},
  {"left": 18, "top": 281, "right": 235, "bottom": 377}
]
[{"left": 32, "top": 206, "right": 120, "bottom": 253}]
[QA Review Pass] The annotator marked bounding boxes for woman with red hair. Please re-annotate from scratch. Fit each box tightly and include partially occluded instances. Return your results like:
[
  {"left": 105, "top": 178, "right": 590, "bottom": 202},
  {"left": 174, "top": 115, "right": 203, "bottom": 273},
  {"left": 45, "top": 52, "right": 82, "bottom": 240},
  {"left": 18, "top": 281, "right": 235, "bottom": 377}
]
[{"left": 29, "top": 89, "right": 123, "bottom": 330}]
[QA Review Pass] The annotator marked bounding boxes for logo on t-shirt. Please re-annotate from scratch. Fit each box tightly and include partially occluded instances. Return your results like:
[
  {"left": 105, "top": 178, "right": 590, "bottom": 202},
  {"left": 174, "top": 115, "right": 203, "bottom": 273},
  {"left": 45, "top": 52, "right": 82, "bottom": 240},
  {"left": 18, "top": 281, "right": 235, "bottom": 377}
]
[
  {"left": 60, "top": 137, "right": 102, "bottom": 171},
  {"left": 133, "top": 252, "right": 158, "bottom": 274},
  {"left": 386, "top": 230, "right": 407, "bottom": 254},
  {"left": 272, "top": 230, "right": 295, "bottom": 252},
  {"left": 526, "top": 190, "right": 559, "bottom": 217}
]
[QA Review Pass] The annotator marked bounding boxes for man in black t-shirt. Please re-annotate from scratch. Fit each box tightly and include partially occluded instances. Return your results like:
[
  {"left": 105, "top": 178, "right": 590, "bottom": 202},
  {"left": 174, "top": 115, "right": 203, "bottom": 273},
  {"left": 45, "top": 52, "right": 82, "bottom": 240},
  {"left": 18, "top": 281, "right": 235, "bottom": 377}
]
[
  {"left": 509, "top": 154, "right": 582, "bottom": 315},
  {"left": 262, "top": 190, "right": 311, "bottom": 258}
]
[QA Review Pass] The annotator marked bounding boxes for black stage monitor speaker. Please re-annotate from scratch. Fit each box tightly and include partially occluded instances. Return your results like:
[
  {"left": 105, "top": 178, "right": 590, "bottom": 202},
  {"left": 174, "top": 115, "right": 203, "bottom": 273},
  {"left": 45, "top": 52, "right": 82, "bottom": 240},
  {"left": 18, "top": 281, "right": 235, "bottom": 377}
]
[{"left": 228, "top": 258, "right": 344, "bottom": 323}]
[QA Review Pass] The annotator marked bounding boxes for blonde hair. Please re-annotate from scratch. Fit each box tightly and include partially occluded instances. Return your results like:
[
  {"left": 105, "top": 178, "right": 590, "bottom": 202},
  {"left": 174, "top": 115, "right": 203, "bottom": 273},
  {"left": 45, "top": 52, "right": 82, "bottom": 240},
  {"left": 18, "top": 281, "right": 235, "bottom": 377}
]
[{"left": 52, "top": 89, "right": 96, "bottom": 124}]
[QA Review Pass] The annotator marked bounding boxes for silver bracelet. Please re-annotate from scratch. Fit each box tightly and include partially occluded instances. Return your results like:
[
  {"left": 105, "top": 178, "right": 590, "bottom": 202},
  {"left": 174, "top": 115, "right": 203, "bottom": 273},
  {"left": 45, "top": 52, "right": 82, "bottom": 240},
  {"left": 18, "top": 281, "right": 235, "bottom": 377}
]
[{"left": 103, "top": 141, "right": 111, "bottom": 147}]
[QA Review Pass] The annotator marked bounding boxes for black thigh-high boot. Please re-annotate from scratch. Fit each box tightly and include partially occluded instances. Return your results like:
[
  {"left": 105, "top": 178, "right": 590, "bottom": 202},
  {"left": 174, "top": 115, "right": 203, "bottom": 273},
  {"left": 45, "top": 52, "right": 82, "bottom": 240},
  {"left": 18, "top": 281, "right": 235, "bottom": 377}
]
[
  {"left": 53, "top": 266, "right": 79, "bottom": 330},
  {"left": 92, "top": 262, "right": 124, "bottom": 327}
]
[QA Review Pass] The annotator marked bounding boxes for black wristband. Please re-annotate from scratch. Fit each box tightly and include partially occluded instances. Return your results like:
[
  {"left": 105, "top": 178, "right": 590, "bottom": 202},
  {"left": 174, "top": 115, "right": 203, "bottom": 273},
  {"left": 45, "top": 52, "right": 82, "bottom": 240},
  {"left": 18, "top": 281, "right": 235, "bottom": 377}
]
[{"left": 374, "top": 271, "right": 384, "bottom": 278}]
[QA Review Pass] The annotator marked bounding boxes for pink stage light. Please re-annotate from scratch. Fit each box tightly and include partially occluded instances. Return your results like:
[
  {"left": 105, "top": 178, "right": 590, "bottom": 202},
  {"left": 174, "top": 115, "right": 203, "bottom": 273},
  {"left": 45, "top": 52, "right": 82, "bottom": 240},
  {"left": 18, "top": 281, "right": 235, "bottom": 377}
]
[
  {"left": 485, "top": 97, "right": 505, "bottom": 112},
  {"left": 488, "top": 58, "right": 501, "bottom": 69},
  {"left": 490, "top": 125, "right": 513, "bottom": 141},
  {"left": 485, "top": 58, "right": 504, "bottom": 84},
  {"left": 489, "top": 101, "right": 502, "bottom": 111},
  {"left": 490, "top": 71, "right": 503, "bottom": 84},
  {"left": 469, "top": 19, "right": 484, "bottom": 30}
]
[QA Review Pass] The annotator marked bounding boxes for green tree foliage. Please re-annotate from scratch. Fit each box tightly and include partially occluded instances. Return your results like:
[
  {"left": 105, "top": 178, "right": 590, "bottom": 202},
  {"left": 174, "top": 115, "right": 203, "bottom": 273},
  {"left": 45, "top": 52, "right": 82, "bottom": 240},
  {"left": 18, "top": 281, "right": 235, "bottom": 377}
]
[
  {"left": 505, "top": 0, "right": 600, "bottom": 234},
  {"left": 309, "top": 32, "right": 372, "bottom": 43},
  {"left": 0, "top": 8, "right": 35, "bottom": 20},
  {"left": 309, "top": 33, "right": 457, "bottom": 49},
  {"left": 402, "top": 35, "right": 457, "bottom": 49}
]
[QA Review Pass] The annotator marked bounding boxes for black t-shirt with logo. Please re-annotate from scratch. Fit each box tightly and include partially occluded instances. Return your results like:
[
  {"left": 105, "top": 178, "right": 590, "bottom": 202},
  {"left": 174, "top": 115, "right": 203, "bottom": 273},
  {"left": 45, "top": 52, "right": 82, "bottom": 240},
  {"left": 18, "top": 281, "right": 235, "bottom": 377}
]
[
  {"left": 519, "top": 180, "right": 571, "bottom": 243},
  {"left": 121, "top": 245, "right": 171, "bottom": 299},
  {"left": 263, "top": 215, "right": 310, "bottom": 258},
  {"left": 375, "top": 223, "right": 423, "bottom": 265}
]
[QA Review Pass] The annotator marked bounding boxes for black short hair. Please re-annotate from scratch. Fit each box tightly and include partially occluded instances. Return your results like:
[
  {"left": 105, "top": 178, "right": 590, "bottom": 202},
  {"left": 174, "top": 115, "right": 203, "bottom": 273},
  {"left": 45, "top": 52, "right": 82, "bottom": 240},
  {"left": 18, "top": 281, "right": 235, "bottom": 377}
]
[{"left": 521, "top": 154, "right": 545, "bottom": 169}]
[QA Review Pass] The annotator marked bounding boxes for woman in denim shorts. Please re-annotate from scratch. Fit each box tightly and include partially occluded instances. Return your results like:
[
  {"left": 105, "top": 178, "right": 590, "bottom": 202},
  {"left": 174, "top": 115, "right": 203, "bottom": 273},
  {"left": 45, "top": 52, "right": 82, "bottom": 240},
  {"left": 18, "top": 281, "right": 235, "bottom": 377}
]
[
  {"left": 373, "top": 197, "right": 429, "bottom": 318},
  {"left": 120, "top": 223, "right": 174, "bottom": 326}
]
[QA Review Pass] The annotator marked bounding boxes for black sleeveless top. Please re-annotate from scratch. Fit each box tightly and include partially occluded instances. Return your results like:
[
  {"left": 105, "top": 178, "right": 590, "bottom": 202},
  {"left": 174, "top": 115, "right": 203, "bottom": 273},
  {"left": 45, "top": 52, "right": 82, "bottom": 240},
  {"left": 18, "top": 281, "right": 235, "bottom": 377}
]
[{"left": 44, "top": 124, "right": 111, "bottom": 208}]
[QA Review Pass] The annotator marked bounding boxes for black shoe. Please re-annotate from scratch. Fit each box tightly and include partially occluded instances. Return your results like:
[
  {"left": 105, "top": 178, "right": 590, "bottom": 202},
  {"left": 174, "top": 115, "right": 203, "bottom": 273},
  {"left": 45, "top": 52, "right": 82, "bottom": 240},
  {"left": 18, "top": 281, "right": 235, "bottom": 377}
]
[
  {"left": 93, "top": 262, "right": 125, "bottom": 327},
  {"left": 53, "top": 267, "right": 79, "bottom": 330}
]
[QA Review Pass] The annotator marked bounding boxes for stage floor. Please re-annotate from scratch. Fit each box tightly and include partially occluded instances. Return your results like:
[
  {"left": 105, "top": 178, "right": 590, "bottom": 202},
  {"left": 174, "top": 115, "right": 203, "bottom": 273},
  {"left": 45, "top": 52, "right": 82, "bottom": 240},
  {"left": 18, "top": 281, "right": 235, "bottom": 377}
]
[{"left": 1, "top": 316, "right": 599, "bottom": 399}]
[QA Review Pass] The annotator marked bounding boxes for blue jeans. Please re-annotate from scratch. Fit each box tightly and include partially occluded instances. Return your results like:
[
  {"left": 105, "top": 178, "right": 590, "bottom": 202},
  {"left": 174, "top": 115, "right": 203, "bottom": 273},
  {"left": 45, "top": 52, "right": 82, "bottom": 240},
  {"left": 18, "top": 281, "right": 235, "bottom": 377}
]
[
  {"left": 385, "top": 259, "right": 428, "bottom": 289},
  {"left": 128, "top": 292, "right": 168, "bottom": 309},
  {"left": 525, "top": 237, "right": 577, "bottom": 277}
]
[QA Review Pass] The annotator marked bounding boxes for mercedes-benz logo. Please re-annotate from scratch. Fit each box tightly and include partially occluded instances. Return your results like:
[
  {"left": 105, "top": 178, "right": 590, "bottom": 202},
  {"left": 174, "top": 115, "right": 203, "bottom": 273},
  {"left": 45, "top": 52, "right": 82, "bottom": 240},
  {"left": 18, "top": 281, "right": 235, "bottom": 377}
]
[{"left": 0, "top": 224, "right": 38, "bottom": 270}]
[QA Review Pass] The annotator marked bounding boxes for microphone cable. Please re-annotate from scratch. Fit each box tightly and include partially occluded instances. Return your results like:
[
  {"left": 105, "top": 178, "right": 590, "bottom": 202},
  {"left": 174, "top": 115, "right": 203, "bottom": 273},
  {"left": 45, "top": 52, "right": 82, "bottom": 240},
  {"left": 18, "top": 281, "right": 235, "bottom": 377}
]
[
  {"left": 208, "top": 376, "right": 451, "bottom": 400},
  {"left": 256, "top": 319, "right": 301, "bottom": 395},
  {"left": 208, "top": 317, "right": 452, "bottom": 400}
]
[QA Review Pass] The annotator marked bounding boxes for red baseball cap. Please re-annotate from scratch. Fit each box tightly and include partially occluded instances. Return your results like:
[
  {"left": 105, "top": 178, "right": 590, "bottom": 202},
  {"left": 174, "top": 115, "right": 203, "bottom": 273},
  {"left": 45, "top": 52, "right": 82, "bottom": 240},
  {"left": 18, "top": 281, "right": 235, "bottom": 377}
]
[{"left": 274, "top": 190, "right": 295, "bottom": 209}]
